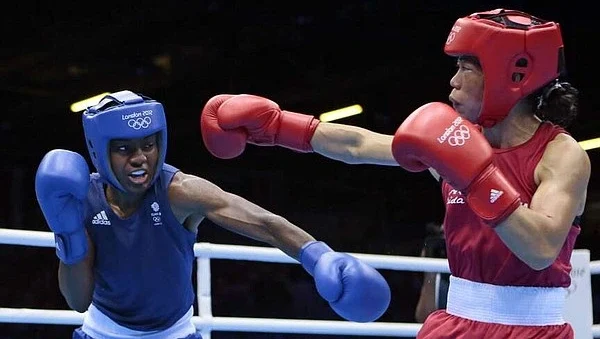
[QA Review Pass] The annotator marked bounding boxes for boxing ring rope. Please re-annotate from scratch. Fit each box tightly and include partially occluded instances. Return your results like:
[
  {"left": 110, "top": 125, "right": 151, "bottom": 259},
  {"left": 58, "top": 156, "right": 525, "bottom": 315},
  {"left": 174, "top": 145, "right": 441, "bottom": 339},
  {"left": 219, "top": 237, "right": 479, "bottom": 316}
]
[{"left": 0, "top": 228, "right": 597, "bottom": 338}]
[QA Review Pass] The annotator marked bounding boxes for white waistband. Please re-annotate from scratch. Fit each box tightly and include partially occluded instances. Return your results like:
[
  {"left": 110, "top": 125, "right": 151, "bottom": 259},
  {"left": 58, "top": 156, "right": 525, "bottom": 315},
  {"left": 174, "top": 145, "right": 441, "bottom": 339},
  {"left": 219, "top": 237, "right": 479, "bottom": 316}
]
[
  {"left": 82, "top": 304, "right": 196, "bottom": 339},
  {"left": 446, "top": 275, "right": 567, "bottom": 326}
]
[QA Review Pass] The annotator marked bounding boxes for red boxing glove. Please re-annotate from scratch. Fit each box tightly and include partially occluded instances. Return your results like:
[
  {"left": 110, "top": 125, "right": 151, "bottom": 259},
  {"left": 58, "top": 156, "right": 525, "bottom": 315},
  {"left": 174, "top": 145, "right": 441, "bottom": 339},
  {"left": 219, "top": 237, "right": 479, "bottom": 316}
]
[
  {"left": 391, "top": 102, "right": 521, "bottom": 226},
  {"left": 200, "top": 94, "right": 320, "bottom": 159}
]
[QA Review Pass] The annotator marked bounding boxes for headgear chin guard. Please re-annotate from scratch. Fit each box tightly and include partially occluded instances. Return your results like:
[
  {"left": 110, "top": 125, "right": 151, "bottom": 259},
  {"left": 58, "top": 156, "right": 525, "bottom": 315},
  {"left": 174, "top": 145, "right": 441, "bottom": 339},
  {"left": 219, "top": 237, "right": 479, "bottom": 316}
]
[
  {"left": 444, "top": 9, "right": 566, "bottom": 127},
  {"left": 82, "top": 90, "right": 168, "bottom": 192}
]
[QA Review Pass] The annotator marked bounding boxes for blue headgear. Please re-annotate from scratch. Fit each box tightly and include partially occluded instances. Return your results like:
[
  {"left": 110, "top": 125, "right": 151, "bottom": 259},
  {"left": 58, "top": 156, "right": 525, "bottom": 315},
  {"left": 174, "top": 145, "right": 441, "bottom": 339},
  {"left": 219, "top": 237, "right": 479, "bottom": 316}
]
[{"left": 82, "top": 90, "right": 168, "bottom": 192}]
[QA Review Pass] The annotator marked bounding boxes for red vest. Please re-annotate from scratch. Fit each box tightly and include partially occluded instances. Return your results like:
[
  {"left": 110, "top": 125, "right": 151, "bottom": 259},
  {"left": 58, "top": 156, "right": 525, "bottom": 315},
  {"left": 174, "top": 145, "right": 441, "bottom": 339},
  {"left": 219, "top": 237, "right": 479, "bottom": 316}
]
[{"left": 441, "top": 122, "right": 580, "bottom": 287}]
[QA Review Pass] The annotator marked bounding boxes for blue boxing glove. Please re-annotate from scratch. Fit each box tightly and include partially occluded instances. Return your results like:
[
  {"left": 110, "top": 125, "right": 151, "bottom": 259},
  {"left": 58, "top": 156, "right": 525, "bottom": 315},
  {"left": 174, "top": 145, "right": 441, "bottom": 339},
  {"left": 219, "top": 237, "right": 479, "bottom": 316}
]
[
  {"left": 300, "top": 241, "right": 391, "bottom": 322},
  {"left": 35, "top": 149, "right": 90, "bottom": 265}
]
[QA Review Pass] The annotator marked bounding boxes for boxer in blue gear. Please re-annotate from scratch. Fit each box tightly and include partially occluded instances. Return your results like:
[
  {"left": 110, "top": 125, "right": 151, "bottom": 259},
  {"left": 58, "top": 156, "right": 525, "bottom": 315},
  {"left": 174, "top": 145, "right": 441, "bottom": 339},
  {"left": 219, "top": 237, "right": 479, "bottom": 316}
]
[{"left": 34, "top": 90, "right": 391, "bottom": 339}]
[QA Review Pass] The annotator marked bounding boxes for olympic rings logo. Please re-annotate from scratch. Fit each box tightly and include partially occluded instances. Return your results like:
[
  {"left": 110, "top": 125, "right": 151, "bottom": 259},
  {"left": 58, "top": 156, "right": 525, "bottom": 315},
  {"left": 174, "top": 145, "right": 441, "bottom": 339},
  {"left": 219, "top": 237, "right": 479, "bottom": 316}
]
[
  {"left": 447, "top": 125, "right": 470, "bottom": 146},
  {"left": 127, "top": 117, "right": 152, "bottom": 130}
]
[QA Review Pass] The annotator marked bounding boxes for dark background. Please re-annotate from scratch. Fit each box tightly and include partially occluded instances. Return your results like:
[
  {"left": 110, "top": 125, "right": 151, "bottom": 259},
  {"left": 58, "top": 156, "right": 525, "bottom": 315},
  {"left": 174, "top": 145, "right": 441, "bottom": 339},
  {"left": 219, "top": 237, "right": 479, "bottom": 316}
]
[{"left": 1, "top": 1, "right": 599, "bottom": 338}]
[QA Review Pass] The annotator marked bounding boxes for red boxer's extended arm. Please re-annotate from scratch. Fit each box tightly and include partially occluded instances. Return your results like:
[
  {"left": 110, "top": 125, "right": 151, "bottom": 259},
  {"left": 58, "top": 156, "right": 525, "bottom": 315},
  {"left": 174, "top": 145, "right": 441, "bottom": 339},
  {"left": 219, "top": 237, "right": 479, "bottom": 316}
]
[
  {"left": 310, "top": 122, "right": 399, "bottom": 166},
  {"left": 201, "top": 94, "right": 400, "bottom": 165}
]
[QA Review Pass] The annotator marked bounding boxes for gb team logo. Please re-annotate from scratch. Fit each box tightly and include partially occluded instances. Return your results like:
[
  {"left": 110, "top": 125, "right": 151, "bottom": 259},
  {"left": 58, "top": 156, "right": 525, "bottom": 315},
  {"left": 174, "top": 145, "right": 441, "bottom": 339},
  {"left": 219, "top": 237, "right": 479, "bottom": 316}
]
[{"left": 151, "top": 201, "right": 162, "bottom": 226}]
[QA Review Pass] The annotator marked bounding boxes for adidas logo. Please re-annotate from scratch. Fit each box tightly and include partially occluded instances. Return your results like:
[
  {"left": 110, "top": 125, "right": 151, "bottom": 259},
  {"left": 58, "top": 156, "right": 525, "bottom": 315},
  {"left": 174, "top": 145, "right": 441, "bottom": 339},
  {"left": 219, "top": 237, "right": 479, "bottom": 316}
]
[
  {"left": 489, "top": 189, "right": 504, "bottom": 203},
  {"left": 92, "top": 210, "right": 111, "bottom": 225}
]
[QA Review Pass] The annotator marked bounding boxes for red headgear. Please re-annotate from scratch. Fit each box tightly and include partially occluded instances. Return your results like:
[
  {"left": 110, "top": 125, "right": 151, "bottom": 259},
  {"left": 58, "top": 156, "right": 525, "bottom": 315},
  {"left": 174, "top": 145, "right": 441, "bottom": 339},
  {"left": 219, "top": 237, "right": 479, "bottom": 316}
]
[{"left": 444, "top": 9, "right": 566, "bottom": 127}]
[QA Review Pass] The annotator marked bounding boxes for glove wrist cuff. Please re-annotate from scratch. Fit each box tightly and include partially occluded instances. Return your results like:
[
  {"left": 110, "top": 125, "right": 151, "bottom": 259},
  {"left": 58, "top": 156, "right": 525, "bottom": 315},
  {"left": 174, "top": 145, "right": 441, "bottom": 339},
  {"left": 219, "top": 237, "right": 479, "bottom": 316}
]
[
  {"left": 277, "top": 111, "right": 320, "bottom": 152},
  {"left": 299, "top": 241, "right": 333, "bottom": 276},
  {"left": 55, "top": 228, "right": 88, "bottom": 265},
  {"left": 466, "top": 165, "right": 521, "bottom": 226}
]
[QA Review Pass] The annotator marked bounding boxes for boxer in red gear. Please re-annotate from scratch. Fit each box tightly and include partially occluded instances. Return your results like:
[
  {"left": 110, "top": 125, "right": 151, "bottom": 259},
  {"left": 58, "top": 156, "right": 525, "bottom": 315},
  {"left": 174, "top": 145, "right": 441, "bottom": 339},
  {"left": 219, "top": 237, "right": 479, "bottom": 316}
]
[{"left": 201, "top": 8, "right": 590, "bottom": 339}]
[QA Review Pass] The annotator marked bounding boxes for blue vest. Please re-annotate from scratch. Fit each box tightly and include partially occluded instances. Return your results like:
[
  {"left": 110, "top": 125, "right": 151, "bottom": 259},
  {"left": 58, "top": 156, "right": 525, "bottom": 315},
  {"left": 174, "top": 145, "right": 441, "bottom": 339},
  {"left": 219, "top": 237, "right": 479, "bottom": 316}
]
[{"left": 85, "top": 164, "right": 196, "bottom": 331}]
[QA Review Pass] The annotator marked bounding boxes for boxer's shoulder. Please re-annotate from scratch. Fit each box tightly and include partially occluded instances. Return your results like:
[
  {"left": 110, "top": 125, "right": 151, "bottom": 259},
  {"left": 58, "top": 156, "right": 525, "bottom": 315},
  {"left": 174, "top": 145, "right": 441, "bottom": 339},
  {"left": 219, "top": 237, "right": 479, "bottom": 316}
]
[{"left": 167, "top": 171, "right": 226, "bottom": 215}]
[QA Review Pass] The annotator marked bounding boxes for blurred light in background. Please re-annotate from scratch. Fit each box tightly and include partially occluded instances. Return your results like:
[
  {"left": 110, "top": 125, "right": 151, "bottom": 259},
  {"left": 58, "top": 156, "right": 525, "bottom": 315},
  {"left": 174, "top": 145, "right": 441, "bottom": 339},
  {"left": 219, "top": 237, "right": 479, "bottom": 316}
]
[
  {"left": 579, "top": 138, "right": 600, "bottom": 151},
  {"left": 319, "top": 104, "right": 363, "bottom": 122}
]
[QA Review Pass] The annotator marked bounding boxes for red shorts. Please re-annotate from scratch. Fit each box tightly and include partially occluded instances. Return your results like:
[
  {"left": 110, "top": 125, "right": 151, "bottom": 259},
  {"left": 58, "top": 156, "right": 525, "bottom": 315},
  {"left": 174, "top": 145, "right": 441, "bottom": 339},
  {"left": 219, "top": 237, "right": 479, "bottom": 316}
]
[{"left": 417, "top": 310, "right": 573, "bottom": 339}]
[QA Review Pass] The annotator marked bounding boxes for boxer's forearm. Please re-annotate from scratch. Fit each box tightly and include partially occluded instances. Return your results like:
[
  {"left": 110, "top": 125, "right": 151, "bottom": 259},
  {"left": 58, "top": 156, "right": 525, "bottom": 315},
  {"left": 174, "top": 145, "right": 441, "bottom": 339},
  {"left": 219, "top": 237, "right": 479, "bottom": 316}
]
[
  {"left": 262, "top": 215, "right": 316, "bottom": 260},
  {"left": 494, "top": 205, "right": 572, "bottom": 270},
  {"left": 415, "top": 272, "right": 438, "bottom": 323},
  {"left": 58, "top": 254, "right": 94, "bottom": 313},
  {"left": 57, "top": 232, "right": 94, "bottom": 313},
  {"left": 201, "top": 188, "right": 315, "bottom": 260},
  {"left": 311, "top": 123, "right": 398, "bottom": 166}
]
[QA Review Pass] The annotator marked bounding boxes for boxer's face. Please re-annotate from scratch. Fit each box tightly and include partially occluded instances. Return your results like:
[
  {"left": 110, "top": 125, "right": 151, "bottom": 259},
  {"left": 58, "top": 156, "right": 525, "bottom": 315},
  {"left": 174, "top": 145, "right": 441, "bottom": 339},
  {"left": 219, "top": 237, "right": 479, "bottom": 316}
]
[
  {"left": 448, "top": 56, "right": 484, "bottom": 123},
  {"left": 109, "top": 133, "right": 159, "bottom": 194}
]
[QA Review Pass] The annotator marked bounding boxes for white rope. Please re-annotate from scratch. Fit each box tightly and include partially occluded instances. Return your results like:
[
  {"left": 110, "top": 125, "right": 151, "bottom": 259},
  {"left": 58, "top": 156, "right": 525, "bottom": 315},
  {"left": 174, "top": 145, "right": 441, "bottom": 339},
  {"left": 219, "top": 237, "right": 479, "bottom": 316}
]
[
  {"left": 195, "top": 242, "right": 451, "bottom": 272},
  {"left": 0, "top": 308, "right": 84, "bottom": 325},
  {"left": 590, "top": 261, "right": 600, "bottom": 275},
  {"left": 196, "top": 317, "right": 421, "bottom": 336},
  {"left": 0, "top": 228, "right": 54, "bottom": 247},
  {"left": 0, "top": 308, "right": 419, "bottom": 337},
  {"left": 1, "top": 228, "right": 599, "bottom": 337},
  {"left": 1, "top": 228, "right": 450, "bottom": 272}
]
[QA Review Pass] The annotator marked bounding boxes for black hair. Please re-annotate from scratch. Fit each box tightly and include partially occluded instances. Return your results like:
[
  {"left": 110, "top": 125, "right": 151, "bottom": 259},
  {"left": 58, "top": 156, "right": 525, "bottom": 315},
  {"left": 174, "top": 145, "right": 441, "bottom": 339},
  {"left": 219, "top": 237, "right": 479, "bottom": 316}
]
[{"left": 531, "top": 80, "right": 579, "bottom": 127}]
